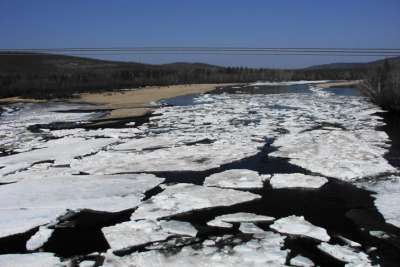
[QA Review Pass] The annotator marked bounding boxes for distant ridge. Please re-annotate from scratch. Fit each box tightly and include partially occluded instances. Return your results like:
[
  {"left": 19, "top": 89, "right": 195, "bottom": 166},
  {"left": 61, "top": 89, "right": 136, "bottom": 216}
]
[{"left": 307, "top": 56, "right": 400, "bottom": 70}]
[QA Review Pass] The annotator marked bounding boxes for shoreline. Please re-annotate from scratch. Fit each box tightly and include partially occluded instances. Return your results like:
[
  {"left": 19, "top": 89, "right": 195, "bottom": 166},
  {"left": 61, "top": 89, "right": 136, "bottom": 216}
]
[
  {"left": 75, "top": 83, "right": 238, "bottom": 120},
  {"left": 0, "top": 83, "right": 238, "bottom": 120},
  {"left": 0, "top": 80, "right": 362, "bottom": 121},
  {"left": 315, "top": 80, "right": 362, "bottom": 89}
]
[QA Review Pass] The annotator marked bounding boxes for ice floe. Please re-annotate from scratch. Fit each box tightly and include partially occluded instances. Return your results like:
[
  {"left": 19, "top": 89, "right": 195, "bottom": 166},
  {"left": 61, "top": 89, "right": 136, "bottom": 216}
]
[
  {"left": 1, "top": 163, "right": 78, "bottom": 183},
  {"left": 0, "top": 253, "right": 63, "bottom": 267},
  {"left": 79, "top": 261, "right": 96, "bottom": 267},
  {"left": 0, "top": 174, "right": 164, "bottom": 238},
  {"left": 361, "top": 176, "right": 400, "bottom": 228},
  {"left": 290, "top": 255, "right": 314, "bottom": 267},
  {"left": 0, "top": 137, "right": 115, "bottom": 177},
  {"left": 0, "top": 103, "right": 97, "bottom": 154},
  {"left": 270, "top": 215, "right": 330, "bottom": 242},
  {"left": 239, "top": 223, "right": 266, "bottom": 234},
  {"left": 270, "top": 130, "right": 395, "bottom": 181},
  {"left": 71, "top": 141, "right": 261, "bottom": 174},
  {"left": 111, "top": 136, "right": 175, "bottom": 151},
  {"left": 318, "top": 242, "right": 373, "bottom": 266},
  {"left": 0, "top": 81, "right": 397, "bottom": 264},
  {"left": 204, "top": 169, "right": 270, "bottom": 189},
  {"left": 131, "top": 184, "right": 261, "bottom": 220},
  {"left": 207, "top": 212, "right": 275, "bottom": 229},
  {"left": 26, "top": 226, "right": 54, "bottom": 251},
  {"left": 270, "top": 173, "right": 328, "bottom": 189},
  {"left": 337, "top": 235, "right": 362, "bottom": 248},
  {"left": 102, "top": 231, "right": 288, "bottom": 267},
  {"left": 102, "top": 219, "right": 197, "bottom": 252}
]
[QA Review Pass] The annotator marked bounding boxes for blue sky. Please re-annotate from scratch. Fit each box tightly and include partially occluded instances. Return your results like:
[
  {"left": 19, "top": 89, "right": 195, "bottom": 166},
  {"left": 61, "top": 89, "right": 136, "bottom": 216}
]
[{"left": 1, "top": 0, "right": 399, "bottom": 68}]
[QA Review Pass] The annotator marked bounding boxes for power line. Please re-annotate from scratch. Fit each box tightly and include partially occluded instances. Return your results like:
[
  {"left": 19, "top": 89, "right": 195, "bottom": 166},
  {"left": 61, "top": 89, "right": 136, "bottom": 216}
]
[
  {"left": 1, "top": 47, "right": 400, "bottom": 51},
  {"left": 0, "top": 47, "right": 399, "bottom": 57},
  {"left": 0, "top": 52, "right": 398, "bottom": 57}
]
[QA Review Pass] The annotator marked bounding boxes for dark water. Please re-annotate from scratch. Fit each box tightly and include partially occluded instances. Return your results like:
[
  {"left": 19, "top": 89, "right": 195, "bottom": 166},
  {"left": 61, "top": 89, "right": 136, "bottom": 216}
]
[
  {"left": 379, "top": 112, "right": 400, "bottom": 168},
  {"left": 212, "top": 84, "right": 312, "bottom": 95},
  {"left": 160, "top": 94, "right": 199, "bottom": 106},
  {"left": 323, "top": 87, "right": 362, "bottom": 97}
]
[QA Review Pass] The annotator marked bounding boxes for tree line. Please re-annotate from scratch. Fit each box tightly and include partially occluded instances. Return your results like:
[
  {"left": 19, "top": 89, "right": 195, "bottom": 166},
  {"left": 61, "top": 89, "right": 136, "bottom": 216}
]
[
  {"left": 0, "top": 54, "right": 368, "bottom": 99},
  {"left": 361, "top": 59, "right": 400, "bottom": 112}
]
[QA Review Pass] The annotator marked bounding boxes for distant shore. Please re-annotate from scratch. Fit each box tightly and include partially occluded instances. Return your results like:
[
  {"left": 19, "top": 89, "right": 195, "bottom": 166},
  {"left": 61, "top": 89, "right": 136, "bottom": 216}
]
[
  {"left": 0, "top": 81, "right": 363, "bottom": 121},
  {"left": 315, "top": 80, "right": 362, "bottom": 89}
]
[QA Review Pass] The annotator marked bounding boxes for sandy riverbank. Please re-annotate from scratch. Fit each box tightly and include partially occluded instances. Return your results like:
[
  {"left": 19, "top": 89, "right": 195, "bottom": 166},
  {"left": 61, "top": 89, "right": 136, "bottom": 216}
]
[
  {"left": 76, "top": 83, "right": 236, "bottom": 119},
  {"left": 315, "top": 80, "right": 362, "bottom": 89}
]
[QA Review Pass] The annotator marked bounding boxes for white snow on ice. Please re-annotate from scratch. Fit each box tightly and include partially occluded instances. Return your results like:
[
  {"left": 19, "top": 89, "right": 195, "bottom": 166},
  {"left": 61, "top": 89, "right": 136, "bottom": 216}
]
[
  {"left": 0, "top": 174, "right": 164, "bottom": 238},
  {"left": 102, "top": 219, "right": 197, "bottom": 252},
  {"left": 131, "top": 184, "right": 261, "bottom": 220},
  {"left": 207, "top": 212, "right": 275, "bottom": 229},
  {"left": 270, "top": 215, "right": 330, "bottom": 242},
  {"left": 204, "top": 169, "right": 270, "bottom": 189},
  {"left": 26, "top": 226, "right": 54, "bottom": 251},
  {"left": 290, "top": 255, "right": 315, "bottom": 267},
  {"left": 0, "top": 137, "right": 115, "bottom": 177},
  {"left": 102, "top": 231, "right": 289, "bottom": 267},
  {"left": 0, "top": 253, "right": 63, "bottom": 267},
  {"left": 318, "top": 242, "right": 374, "bottom": 266},
  {"left": 361, "top": 176, "right": 400, "bottom": 228},
  {"left": 270, "top": 173, "right": 328, "bottom": 189}
]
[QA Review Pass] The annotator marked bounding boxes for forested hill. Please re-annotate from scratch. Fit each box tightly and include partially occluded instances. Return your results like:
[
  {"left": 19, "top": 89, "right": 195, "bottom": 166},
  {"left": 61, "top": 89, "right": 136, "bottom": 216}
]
[
  {"left": 0, "top": 52, "right": 394, "bottom": 98},
  {"left": 306, "top": 56, "right": 400, "bottom": 70}
]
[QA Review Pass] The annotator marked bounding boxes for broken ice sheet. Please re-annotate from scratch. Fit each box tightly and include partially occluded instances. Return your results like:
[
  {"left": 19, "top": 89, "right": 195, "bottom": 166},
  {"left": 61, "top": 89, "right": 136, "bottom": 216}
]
[
  {"left": 270, "top": 173, "right": 328, "bottom": 189},
  {"left": 0, "top": 253, "right": 63, "bottom": 267},
  {"left": 0, "top": 137, "right": 116, "bottom": 177},
  {"left": 131, "top": 184, "right": 261, "bottom": 220},
  {"left": 0, "top": 102, "right": 98, "bottom": 153},
  {"left": 239, "top": 223, "right": 265, "bottom": 234},
  {"left": 207, "top": 212, "right": 275, "bottom": 229},
  {"left": 361, "top": 176, "right": 400, "bottom": 228},
  {"left": 26, "top": 226, "right": 54, "bottom": 251},
  {"left": 102, "top": 219, "right": 197, "bottom": 252},
  {"left": 0, "top": 174, "right": 164, "bottom": 238},
  {"left": 318, "top": 242, "right": 373, "bottom": 266},
  {"left": 290, "top": 255, "right": 315, "bottom": 267},
  {"left": 1, "top": 162, "right": 78, "bottom": 183},
  {"left": 204, "top": 169, "right": 270, "bottom": 189},
  {"left": 270, "top": 129, "right": 395, "bottom": 182},
  {"left": 270, "top": 215, "right": 330, "bottom": 242},
  {"left": 71, "top": 141, "right": 261, "bottom": 174},
  {"left": 111, "top": 136, "right": 176, "bottom": 151},
  {"left": 101, "top": 231, "right": 288, "bottom": 267}
]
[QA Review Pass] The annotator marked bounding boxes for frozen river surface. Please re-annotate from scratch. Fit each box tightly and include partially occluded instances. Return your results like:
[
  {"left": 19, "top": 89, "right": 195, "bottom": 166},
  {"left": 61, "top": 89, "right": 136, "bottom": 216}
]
[{"left": 0, "top": 82, "right": 399, "bottom": 266}]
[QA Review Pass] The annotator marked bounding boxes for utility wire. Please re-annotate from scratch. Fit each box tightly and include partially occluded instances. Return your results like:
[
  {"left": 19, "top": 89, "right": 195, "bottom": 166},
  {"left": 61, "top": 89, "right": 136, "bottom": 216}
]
[
  {"left": 1, "top": 47, "right": 399, "bottom": 57},
  {"left": 0, "top": 52, "right": 398, "bottom": 57}
]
